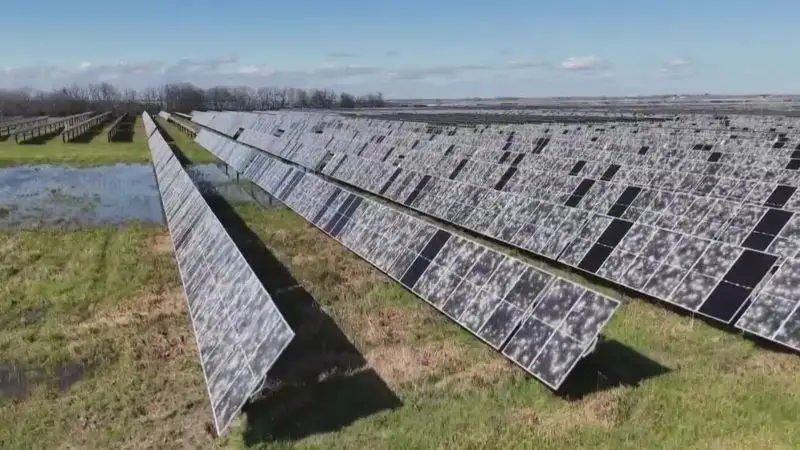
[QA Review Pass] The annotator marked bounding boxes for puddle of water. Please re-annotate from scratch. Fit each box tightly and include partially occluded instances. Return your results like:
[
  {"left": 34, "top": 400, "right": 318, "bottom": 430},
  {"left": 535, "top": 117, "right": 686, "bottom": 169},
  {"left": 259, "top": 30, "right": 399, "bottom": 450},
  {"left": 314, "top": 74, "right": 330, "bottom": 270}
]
[
  {"left": 0, "top": 164, "right": 165, "bottom": 229},
  {"left": 56, "top": 363, "right": 85, "bottom": 392},
  {"left": 0, "top": 362, "right": 86, "bottom": 400},
  {"left": 188, "top": 163, "right": 282, "bottom": 207}
]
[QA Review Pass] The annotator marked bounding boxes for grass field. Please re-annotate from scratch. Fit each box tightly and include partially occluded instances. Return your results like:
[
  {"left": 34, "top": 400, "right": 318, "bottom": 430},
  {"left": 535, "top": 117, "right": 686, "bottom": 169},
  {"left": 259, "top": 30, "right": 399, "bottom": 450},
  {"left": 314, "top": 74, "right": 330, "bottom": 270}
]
[{"left": 1, "top": 120, "right": 799, "bottom": 449}]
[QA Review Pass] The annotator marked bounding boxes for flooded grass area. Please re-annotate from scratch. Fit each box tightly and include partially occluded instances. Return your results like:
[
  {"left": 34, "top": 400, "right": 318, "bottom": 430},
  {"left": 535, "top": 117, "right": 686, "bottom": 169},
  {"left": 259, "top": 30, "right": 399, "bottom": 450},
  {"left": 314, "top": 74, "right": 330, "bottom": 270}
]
[
  {"left": 188, "top": 163, "right": 281, "bottom": 207},
  {"left": 0, "top": 164, "right": 165, "bottom": 229}
]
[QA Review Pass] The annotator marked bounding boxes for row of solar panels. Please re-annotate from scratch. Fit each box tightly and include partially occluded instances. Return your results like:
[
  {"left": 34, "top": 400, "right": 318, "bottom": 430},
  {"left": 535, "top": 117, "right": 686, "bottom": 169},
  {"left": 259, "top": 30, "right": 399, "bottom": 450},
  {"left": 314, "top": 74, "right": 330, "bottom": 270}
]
[
  {"left": 348, "top": 110, "right": 798, "bottom": 132},
  {"left": 193, "top": 128, "right": 622, "bottom": 391},
  {"left": 234, "top": 113, "right": 800, "bottom": 191},
  {"left": 143, "top": 113, "right": 295, "bottom": 436},
  {"left": 194, "top": 113, "right": 800, "bottom": 201},
  {"left": 327, "top": 118, "right": 796, "bottom": 159},
  {"left": 195, "top": 109, "right": 798, "bottom": 157},
  {"left": 302, "top": 127, "right": 800, "bottom": 262},
  {"left": 307, "top": 133, "right": 800, "bottom": 217},
  {"left": 0, "top": 116, "right": 49, "bottom": 136},
  {"left": 322, "top": 128, "right": 800, "bottom": 178},
  {"left": 197, "top": 112, "right": 800, "bottom": 262},
  {"left": 191, "top": 111, "right": 800, "bottom": 353}
]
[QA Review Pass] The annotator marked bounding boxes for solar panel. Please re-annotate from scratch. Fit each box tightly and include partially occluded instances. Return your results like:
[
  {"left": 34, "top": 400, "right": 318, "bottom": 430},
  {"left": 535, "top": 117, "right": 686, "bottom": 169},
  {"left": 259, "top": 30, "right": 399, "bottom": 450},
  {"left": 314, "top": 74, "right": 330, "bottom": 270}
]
[
  {"left": 145, "top": 115, "right": 294, "bottom": 435},
  {"left": 736, "top": 257, "right": 800, "bottom": 350},
  {"left": 194, "top": 130, "right": 622, "bottom": 390}
]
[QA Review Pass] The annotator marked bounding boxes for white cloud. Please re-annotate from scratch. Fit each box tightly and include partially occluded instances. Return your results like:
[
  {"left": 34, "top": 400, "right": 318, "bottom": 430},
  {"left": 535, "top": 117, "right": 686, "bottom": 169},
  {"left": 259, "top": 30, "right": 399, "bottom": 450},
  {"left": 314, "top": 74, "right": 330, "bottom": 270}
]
[
  {"left": 234, "top": 65, "right": 273, "bottom": 76},
  {"left": 327, "top": 52, "right": 358, "bottom": 59},
  {"left": 561, "top": 56, "right": 609, "bottom": 71},
  {"left": 506, "top": 60, "right": 549, "bottom": 70},
  {"left": 385, "top": 50, "right": 399, "bottom": 57},
  {"left": 658, "top": 58, "right": 693, "bottom": 78},
  {"left": 663, "top": 58, "right": 691, "bottom": 68}
]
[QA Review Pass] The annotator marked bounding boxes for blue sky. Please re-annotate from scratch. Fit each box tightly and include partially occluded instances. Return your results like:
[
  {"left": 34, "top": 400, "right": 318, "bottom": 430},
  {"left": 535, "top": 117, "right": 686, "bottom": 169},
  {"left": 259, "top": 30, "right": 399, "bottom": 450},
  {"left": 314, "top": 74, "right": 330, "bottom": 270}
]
[{"left": 1, "top": 0, "right": 798, "bottom": 98}]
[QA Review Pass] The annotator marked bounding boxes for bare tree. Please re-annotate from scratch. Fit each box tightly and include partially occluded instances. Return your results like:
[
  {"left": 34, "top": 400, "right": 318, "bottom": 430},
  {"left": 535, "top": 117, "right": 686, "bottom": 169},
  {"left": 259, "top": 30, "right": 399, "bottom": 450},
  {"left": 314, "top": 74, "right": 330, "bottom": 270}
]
[
  {"left": 339, "top": 92, "right": 356, "bottom": 108},
  {"left": 0, "top": 80, "right": 387, "bottom": 118}
]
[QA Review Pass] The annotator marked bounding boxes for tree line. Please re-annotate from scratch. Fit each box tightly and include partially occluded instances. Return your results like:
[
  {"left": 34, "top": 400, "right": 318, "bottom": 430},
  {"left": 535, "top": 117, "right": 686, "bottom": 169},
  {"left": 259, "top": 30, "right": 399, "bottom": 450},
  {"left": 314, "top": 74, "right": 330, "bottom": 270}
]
[{"left": 0, "top": 83, "right": 386, "bottom": 118}]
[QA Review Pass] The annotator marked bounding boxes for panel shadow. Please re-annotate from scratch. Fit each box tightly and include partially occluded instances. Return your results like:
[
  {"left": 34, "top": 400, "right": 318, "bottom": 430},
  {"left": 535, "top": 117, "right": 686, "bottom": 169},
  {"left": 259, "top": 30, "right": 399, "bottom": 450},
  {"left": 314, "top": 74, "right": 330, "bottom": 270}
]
[
  {"left": 196, "top": 178, "right": 402, "bottom": 443},
  {"left": 17, "top": 129, "right": 61, "bottom": 145},
  {"left": 109, "top": 115, "right": 135, "bottom": 142},
  {"left": 156, "top": 122, "right": 191, "bottom": 166},
  {"left": 69, "top": 123, "right": 107, "bottom": 143},
  {"left": 557, "top": 338, "right": 671, "bottom": 400}
]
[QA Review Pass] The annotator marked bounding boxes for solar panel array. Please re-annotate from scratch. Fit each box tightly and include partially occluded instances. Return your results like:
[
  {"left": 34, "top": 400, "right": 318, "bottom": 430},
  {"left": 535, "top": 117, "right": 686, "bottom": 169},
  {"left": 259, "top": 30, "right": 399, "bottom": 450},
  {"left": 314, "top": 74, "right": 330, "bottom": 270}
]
[
  {"left": 191, "top": 110, "right": 800, "bottom": 353},
  {"left": 145, "top": 113, "right": 295, "bottom": 435},
  {"left": 194, "top": 129, "right": 621, "bottom": 390}
]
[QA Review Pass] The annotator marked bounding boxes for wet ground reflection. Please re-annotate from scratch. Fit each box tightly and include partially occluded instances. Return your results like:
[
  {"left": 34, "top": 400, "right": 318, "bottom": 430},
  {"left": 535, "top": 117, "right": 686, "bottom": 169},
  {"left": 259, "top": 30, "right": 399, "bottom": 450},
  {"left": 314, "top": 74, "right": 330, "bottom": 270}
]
[
  {"left": 0, "top": 164, "right": 164, "bottom": 229},
  {"left": 0, "top": 163, "right": 277, "bottom": 229}
]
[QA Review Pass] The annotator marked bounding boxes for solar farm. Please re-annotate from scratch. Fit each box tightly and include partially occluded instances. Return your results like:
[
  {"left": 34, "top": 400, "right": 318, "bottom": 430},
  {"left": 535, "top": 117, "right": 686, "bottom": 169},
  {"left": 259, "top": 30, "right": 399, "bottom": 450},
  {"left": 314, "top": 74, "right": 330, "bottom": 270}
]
[{"left": 3, "top": 104, "right": 800, "bottom": 448}]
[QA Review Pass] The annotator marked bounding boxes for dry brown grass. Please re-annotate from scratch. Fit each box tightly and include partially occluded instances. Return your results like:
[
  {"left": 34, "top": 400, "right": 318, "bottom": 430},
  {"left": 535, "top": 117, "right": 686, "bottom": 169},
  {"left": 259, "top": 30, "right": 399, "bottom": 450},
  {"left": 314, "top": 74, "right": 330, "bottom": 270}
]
[
  {"left": 149, "top": 232, "right": 173, "bottom": 255},
  {"left": 736, "top": 350, "right": 800, "bottom": 378},
  {"left": 366, "top": 340, "right": 466, "bottom": 386},
  {"left": 351, "top": 305, "right": 433, "bottom": 347},
  {"left": 75, "top": 286, "right": 186, "bottom": 333},
  {"left": 433, "top": 357, "right": 516, "bottom": 392},
  {"left": 509, "top": 388, "right": 625, "bottom": 437},
  {"left": 64, "top": 284, "right": 213, "bottom": 449}
]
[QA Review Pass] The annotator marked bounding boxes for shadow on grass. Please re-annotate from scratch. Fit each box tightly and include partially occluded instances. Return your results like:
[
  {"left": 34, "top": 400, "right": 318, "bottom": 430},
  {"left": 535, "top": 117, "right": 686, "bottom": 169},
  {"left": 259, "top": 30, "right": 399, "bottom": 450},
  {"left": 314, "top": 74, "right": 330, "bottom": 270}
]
[
  {"left": 109, "top": 115, "right": 135, "bottom": 143},
  {"left": 194, "top": 168, "right": 401, "bottom": 443},
  {"left": 558, "top": 339, "right": 671, "bottom": 400},
  {"left": 18, "top": 129, "right": 61, "bottom": 145},
  {"left": 155, "top": 121, "right": 191, "bottom": 166},
  {"left": 70, "top": 123, "right": 108, "bottom": 143},
  {"left": 0, "top": 361, "right": 88, "bottom": 401}
]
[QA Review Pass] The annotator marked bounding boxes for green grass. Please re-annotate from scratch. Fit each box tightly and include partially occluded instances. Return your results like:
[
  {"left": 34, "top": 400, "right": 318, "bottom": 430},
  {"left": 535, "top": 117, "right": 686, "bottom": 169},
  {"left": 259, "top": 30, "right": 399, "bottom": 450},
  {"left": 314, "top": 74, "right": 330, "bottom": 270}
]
[
  {"left": 156, "top": 117, "right": 219, "bottom": 164},
  {"left": 0, "top": 225, "right": 216, "bottom": 449},
  {"left": 0, "top": 118, "right": 151, "bottom": 167},
  {"left": 2, "top": 204, "right": 800, "bottom": 449}
]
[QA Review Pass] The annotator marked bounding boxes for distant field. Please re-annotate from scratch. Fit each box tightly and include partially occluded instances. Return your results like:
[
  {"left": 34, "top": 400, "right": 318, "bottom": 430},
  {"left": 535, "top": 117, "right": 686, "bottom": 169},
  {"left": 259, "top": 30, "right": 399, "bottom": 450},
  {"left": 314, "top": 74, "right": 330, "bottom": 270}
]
[{"left": 0, "top": 118, "right": 152, "bottom": 167}]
